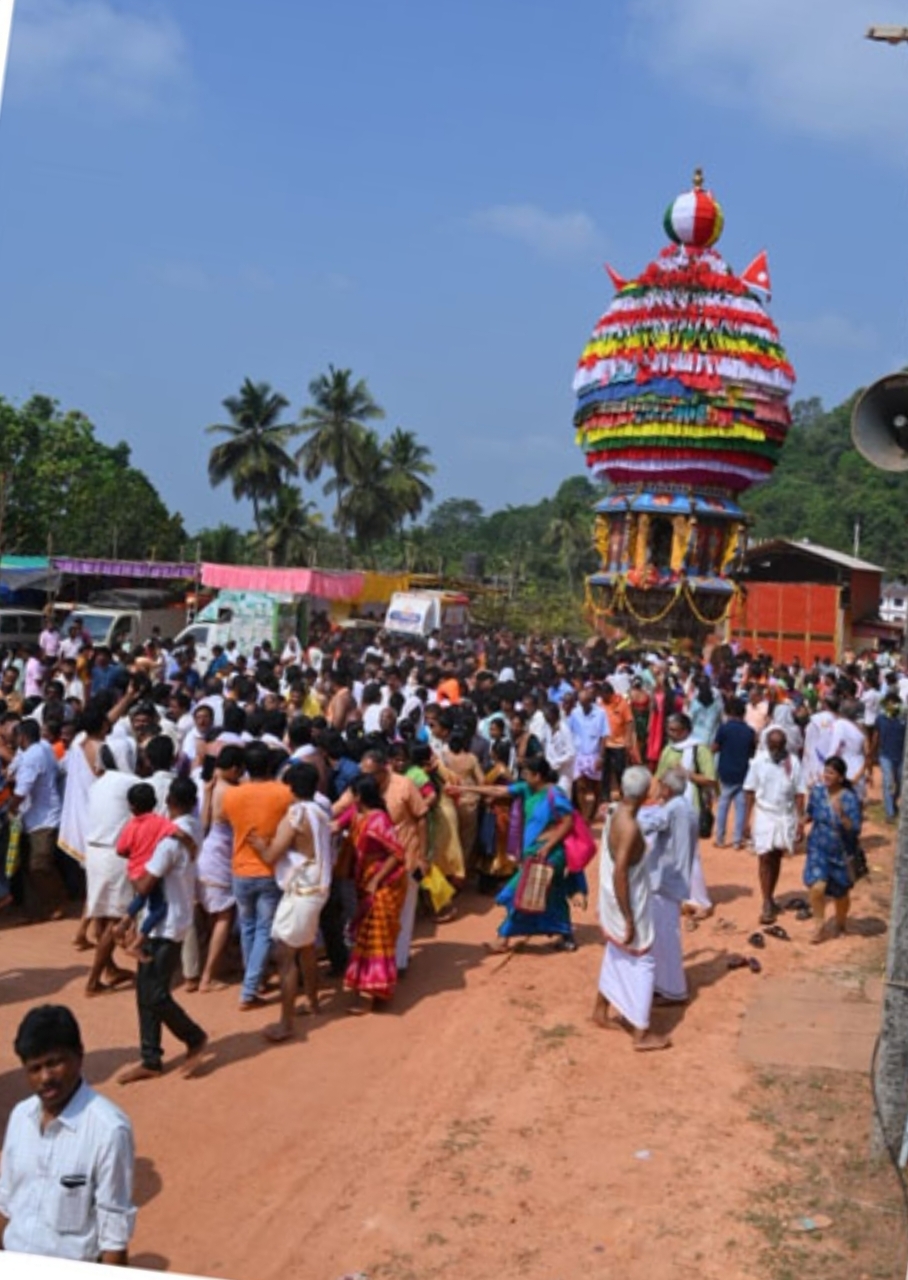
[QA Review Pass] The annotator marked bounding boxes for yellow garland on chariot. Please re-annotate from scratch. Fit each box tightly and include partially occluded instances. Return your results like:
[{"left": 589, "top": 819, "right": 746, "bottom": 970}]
[{"left": 583, "top": 577, "right": 742, "bottom": 628}]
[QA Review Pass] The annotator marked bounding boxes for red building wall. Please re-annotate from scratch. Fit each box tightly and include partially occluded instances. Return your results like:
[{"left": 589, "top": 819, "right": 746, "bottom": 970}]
[
  {"left": 729, "top": 582, "right": 839, "bottom": 664},
  {"left": 850, "top": 569, "right": 882, "bottom": 625}
]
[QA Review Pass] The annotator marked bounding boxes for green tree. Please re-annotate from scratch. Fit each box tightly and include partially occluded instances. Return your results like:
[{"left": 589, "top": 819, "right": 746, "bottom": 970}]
[
  {"left": 296, "top": 365, "right": 385, "bottom": 564},
  {"left": 1, "top": 396, "right": 186, "bottom": 559},
  {"left": 383, "top": 427, "right": 435, "bottom": 542},
  {"left": 339, "top": 429, "right": 397, "bottom": 559},
  {"left": 196, "top": 523, "right": 253, "bottom": 566},
  {"left": 545, "top": 505, "right": 592, "bottom": 595},
  {"left": 255, "top": 485, "right": 324, "bottom": 567},
  {"left": 206, "top": 379, "right": 297, "bottom": 536}
]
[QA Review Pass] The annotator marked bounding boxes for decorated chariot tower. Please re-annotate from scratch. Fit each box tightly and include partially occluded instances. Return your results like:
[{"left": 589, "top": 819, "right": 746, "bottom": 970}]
[{"left": 573, "top": 170, "right": 796, "bottom": 641}]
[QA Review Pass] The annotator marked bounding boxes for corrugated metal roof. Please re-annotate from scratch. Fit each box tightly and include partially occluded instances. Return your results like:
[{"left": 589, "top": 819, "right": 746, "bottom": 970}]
[{"left": 747, "top": 539, "right": 884, "bottom": 574}]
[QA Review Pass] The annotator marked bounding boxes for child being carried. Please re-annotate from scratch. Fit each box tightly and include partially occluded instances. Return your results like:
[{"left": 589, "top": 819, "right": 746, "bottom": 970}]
[{"left": 115, "top": 782, "right": 196, "bottom": 960}]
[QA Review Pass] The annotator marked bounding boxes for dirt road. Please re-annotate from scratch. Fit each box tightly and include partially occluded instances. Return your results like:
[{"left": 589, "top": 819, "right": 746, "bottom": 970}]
[{"left": 0, "top": 818, "right": 898, "bottom": 1280}]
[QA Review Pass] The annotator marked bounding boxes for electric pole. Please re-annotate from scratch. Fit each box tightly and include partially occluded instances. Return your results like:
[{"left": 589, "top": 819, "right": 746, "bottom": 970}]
[{"left": 865, "top": 16, "right": 908, "bottom": 1167}]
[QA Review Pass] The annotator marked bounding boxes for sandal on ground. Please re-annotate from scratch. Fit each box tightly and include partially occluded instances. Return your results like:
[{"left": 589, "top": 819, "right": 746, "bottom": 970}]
[
  {"left": 747, "top": 957, "right": 762, "bottom": 974},
  {"left": 727, "top": 954, "right": 748, "bottom": 970},
  {"left": 795, "top": 906, "right": 813, "bottom": 922},
  {"left": 763, "top": 925, "right": 790, "bottom": 941},
  {"left": 785, "top": 897, "right": 809, "bottom": 913},
  {"left": 747, "top": 932, "right": 766, "bottom": 949}
]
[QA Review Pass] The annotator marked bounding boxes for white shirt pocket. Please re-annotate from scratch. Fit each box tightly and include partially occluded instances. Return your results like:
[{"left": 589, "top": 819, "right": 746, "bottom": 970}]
[{"left": 56, "top": 1178, "right": 92, "bottom": 1234}]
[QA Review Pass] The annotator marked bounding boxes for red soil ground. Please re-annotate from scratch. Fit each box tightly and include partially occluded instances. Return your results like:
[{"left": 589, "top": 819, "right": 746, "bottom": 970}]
[{"left": 0, "top": 808, "right": 897, "bottom": 1280}]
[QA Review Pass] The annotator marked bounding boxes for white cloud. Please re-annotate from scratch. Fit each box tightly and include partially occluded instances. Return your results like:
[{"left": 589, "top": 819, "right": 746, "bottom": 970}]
[
  {"left": 782, "top": 313, "right": 877, "bottom": 351},
  {"left": 154, "top": 261, "right": 211, "bottom": 292},
  {"left": 11, "top": 0, "right": 189, "bottom": 112},
  {"left": 324, "top": 271, "right": 355, "bottom": 293},
  {"left": 631, "top": 0, "right": 908, "bottom": 153},
  {"left": 470, "top": 203, "right": 602, "bottom": 258},
  {"left": 238, "top": 266, "right": 275, "bottom": 293}
]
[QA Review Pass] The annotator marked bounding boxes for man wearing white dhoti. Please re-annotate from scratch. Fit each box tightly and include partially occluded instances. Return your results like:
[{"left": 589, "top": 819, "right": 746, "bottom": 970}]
[
  {"left": 743, "top": 729, "right": 806, "bottom": 925},
  {"left": 640, "top": 768, "right": 697, "bottom": 1006},
  {"left": 593, "top": 766, "right": 670, "bottom": 1052},
  {"left": 83, "top": 745, "right": 139, "bottom": 996}
]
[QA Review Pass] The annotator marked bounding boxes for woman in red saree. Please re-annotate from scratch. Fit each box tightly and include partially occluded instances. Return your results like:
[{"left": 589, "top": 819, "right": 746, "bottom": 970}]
[
  {"left": 338, "top": 775, "right": 408, "bottom": 1014},
  {"left": 646, "top": 669, "right": 671, "bottom": 771}
]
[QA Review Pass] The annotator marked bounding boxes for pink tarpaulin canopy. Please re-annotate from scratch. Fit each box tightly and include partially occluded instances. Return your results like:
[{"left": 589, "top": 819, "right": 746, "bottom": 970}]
[{"left": 200, "top": 563, "right": 365, "bottom": 600}]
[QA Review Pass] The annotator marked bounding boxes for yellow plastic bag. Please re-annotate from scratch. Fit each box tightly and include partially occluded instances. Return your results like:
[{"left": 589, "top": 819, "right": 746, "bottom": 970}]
[
  {"left": 421, "top": 864, "right": 455, "bottom": 914},
  {"left": 5, "top": 817, "right": 21, "bottom": 880}
]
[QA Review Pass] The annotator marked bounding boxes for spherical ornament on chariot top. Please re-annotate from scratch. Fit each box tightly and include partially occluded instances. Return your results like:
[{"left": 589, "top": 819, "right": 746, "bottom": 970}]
[{"left": 663, "top": 167, "right": 724, "bottom": 248}]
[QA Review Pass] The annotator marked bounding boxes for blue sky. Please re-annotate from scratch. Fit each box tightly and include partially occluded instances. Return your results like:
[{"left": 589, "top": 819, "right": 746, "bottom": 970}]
[{"left": 0, "top": 0, "right": 906, "bottom": 538}]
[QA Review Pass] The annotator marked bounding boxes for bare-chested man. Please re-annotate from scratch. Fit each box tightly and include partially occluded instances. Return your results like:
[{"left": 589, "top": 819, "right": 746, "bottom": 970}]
[
  {"left": 326, "top": 670, "right": 358, "bottom": 732},
  {"left": 593, "top": 765, "right": 670, "bottom": 1052}
]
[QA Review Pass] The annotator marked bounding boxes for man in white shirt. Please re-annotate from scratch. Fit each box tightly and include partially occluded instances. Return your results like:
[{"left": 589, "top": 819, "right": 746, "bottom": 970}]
[
  {"left": 803, "top": 695, "right": 839, "bottom": 789},
  {"left": 743, "top": 729, "right": 807, "bottom": 925},
  {"left": 39, "top": 621, "right": 61, "bottom": 661},
  {"left": 0, "top": 1004, "right": 135, "bottom": 1263},
  {"left": 830, "top": 700, "right": 870, "bottom": 800},
  {"left": 118, "top": 777, "right": 209, "bottom": 1083},
  {"left": 59, "top": 623, "right": 84, "bottom": 662},
  {"left": 543, "top": 702, "right": 575, "bottom": 796},
  {"left": 524, "top": 692, "right": 550, "bottom": 753}
]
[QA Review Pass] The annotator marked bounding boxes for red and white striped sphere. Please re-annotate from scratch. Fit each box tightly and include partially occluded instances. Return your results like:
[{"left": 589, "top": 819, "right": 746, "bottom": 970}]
[{"left": 663, "top": 178, "right": 724, "bottom": 248}]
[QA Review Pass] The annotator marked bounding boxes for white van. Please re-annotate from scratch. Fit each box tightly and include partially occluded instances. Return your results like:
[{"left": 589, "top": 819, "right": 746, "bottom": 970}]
[
  {"left": 0, "top": 609, "right": 47, "bottom": 649},
  {"left": 383, "top": 591, "right": 469, "bottom": 639}
]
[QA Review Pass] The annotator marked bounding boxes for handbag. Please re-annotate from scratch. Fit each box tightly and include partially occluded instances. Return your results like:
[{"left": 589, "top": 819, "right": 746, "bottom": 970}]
[
  {"left": 514, "top": 858, "right": 554, "bottom": 914},
  {"left": 563, "top": 810, "right": 597, "bottom": 873},
  {"left": 845, "top": 839, "right": 869, "bottom": 885},
  {"left": 271, "top": 861, "right": 326, "bottom": 949},
  {"left": 698, "top": 794, "right": 715, "bottom": 841}
]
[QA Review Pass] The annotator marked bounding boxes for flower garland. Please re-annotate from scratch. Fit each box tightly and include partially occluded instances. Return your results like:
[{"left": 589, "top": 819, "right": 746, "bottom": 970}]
[{"left": 584, "top": 577, "right": 741, "bottom": 628}]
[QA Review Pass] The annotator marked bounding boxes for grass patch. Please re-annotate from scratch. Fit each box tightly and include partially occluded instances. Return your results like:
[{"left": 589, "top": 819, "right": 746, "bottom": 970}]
[
  {"left": 742, "top": 1065, "right": 905, "bottom": 1279},
  {"left": 441, "top": 1114, "right": 493, "bottom": 1157},
  {"left": 534, "top": 1022, "right": 579, "bottom": 1046}
]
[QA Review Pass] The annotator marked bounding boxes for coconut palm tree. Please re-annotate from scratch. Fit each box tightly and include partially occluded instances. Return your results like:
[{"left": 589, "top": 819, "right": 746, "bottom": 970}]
[
  {"left": 383, "top": 427, "right": 435, "bottom": 544},
  {"left": 296, "top": 365, "right": 384, "bottom": 564},
  {"left": 335, "top": 428, "right": 397, "bottom": 561},
  {"left": 545, "top": 504, "right": 593, "bottom": 595},
  {"left": 206, "top": 379, "right": 297, "bottom": 535},
  {"left": 256, "top": 484, "right": 324, "bottom": 567}
]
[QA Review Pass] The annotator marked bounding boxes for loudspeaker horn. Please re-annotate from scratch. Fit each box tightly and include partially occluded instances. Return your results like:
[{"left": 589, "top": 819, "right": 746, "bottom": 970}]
[{"left": 851, "top": 372, "right": 908, "bottom": 472}]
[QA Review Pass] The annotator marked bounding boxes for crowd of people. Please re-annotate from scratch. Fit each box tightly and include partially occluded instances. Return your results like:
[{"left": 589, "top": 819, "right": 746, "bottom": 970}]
[
  {"left": 0, "top": 620, "right": 904, "bottom": 1050},
  {"left": 0, "top": 612, "right": 904, "bottom": 1260}
]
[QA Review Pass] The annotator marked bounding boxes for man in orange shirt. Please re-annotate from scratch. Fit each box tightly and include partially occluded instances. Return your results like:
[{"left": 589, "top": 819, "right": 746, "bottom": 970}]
[
  {"left": 221, "top": 742, "right": 292, "bottom": 1010},
  {"left": 437, "top": 673, "right": 462, "bottom": 706},
  {"left": 600, "top": 681, "right": 635, "bottom": 802}
]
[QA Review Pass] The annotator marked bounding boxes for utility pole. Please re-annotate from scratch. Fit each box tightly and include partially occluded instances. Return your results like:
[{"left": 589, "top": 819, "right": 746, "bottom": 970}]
[
  {"left": 865, "top": 14, "right": 908, "bottom": 1173},
  {"left": 0, "top": 1, "right": 16, "bottom": 594}
]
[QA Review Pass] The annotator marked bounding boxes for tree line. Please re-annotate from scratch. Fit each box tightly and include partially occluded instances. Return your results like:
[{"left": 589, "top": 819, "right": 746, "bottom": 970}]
[{"left": 3, "top": 375, "right": 901, "bottom": 616}]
